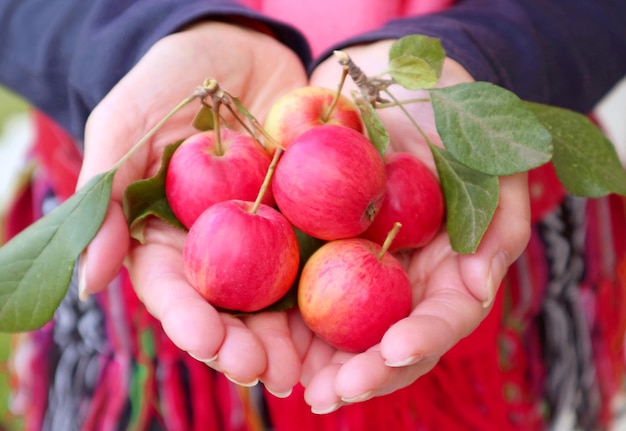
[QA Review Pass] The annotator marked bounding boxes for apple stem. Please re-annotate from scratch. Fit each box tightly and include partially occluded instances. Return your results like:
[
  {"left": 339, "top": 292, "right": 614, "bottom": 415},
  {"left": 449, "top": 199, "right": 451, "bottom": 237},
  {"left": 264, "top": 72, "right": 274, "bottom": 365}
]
[
  {"left": 321, "top": 52, "right": 350, "bottom": 122},
  {"left": 250, "top": 147, "right": 284, "bottom": 214},
  {"left": 376, "top": 98, "right": 430, "bottom": 109},
  {"left": 378, "top": 222, "right": 402, "bottom": 260},
  {"left": 210, "top": 92, "right": 225, "bottom": 155}
]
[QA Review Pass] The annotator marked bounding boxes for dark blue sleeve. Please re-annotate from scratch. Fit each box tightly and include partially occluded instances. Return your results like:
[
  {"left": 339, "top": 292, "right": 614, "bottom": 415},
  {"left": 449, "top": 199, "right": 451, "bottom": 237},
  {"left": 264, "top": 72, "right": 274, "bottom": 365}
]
[
  {"left": 331, "top": 0, "right": 626, "bottom": 114},
  {"left": 0, "top": 0, "right": 310, "bottom": 138}
]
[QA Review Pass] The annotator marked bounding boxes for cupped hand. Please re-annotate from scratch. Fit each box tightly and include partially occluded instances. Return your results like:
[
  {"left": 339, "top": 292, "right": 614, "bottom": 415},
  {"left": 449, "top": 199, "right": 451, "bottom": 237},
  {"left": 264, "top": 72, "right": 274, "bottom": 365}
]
[
  {"left": 299, "top": 40, "right": 532, "bottom": 413},
  {"left": 76, "top": 21, "right": 308, "bottom": 395}
]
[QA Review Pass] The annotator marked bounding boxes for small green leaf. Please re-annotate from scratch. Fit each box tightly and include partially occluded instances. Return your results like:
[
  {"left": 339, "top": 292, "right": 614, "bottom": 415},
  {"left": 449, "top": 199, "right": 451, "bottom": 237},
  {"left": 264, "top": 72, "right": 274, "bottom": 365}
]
[
  {"left": 0, "top": 172, "right": 114, "bottom": 332},
  {"left": 431, "top": 145, "right": 500, "bottom": 254},
  {"left": 355, "top": 97, "right": 390, "bottom": 157},
  {"left": 389, "top": 35, "right": 445, "bottom": 87},
  {"left": 123, "top": 140, "right": 186, "bottom": 242},
  {"left": 192, "top": 104, "right": 214, "bottom": 131},
  {"left": 526, "top": 102, "right": 626, "bottom": 197},
  {"left": 389, "top": 55, "right": 439, "bottom": 90},
  {"left": 430, "top": 82, "right": 553, "bottom": 175}
]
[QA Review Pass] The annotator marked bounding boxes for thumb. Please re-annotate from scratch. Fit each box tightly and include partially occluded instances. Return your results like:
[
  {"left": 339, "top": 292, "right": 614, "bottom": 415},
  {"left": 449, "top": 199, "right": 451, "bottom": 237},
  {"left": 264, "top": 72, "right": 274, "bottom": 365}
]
[
  {"left": 78, "top": 200, "right": 129, "bottom": 300},
  {"left": 75, "top": 85, "right": 146, "bottom": 299},
  {"left": 458, "top": 173, "right": 531, "bottom": 308}
]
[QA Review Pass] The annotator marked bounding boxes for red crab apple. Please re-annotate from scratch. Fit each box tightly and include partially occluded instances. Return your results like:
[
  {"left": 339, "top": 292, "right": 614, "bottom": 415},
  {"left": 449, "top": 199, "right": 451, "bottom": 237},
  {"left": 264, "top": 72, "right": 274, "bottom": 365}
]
[
  {"left": 272, "top": 125, "right": 386, "bottom": 240},
  {"left": 263, "top": 86, "right": 363, "bottom": 153},
  {"left": 361, "top": 152, "right": 445, "bottom": 251},
  {"left": 298, "top": 231, "right": 413, "bottom": 353},
  {"left": 165, "top": 128, "right": 274, "bottom": 229},
  {"left": 183, "top": 199, "right": 300, "bottom": 312}
]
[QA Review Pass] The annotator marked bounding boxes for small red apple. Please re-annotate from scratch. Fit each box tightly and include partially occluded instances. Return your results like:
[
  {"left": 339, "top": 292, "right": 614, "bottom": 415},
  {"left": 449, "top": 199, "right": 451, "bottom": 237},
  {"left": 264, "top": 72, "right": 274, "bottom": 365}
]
[
  {"left": 272, "top": 125, "right": 386, "bottom": 241},
  {"left": 183, "top": 199, "right": 299, "bottom": 312},
  {"left": 361, "top": 152, "right": 445, "bottom": 251},
  {"left": 298, "top": 236, "right": 412, "bottom": 353},
  {"left": 263, "top": 86, "right": 363, "bottom": 153},
  {"left": 165, "top": 129, "right": 274, "bottom": 229}
]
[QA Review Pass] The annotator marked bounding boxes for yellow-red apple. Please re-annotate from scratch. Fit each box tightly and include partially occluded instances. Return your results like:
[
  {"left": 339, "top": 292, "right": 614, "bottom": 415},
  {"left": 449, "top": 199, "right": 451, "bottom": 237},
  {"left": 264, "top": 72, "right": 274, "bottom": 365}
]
[
  {"left": 298, "top": 237, "right": 412, "bottom": 353},
  {"left": 263, "top": 86, "right": 362, "bottom": 153}
]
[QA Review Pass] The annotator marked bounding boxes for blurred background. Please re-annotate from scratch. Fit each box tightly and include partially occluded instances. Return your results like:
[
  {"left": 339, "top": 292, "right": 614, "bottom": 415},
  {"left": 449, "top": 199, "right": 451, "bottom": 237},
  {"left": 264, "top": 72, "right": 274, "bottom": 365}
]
[
  {"left": 0, "top": 85, "right": 29, "bottom": 431},
  {"left": 0, "top": 79, "right": 625, "bottom": 430}
]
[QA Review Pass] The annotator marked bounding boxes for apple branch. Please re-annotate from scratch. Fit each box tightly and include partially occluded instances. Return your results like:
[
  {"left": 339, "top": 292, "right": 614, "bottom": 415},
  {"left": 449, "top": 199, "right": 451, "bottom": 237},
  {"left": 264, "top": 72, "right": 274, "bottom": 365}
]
[
  {"left": 334, "top": 50, "right": 394, "bottom": 105},
  {"left": 382, "top": 88, "right": 438, "bottom": 149},
  {"left": 113, "top": 83, "right": 213, "bottom": 171}
]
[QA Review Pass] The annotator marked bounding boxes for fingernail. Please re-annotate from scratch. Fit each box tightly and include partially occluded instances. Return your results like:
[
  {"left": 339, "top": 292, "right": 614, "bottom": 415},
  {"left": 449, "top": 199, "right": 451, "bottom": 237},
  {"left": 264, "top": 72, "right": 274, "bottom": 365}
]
[
  {"left": 225, "top": 374, "right": 259, "bottom": 388},
  {"left": 384, "top": 355, "right": 421, "bottom": 367},
  {"left": 78, "top": 252, "right": 89, "bottom": 302},
  {"left": 188, "top": 352, "right": 218, "bottom": 364},
  {"left": 341, "top": 391, "right": 373, "bottom": 404},
  {"left": 311, "top": 402, "right": 342, "bottom": 415},
  {"left": 266, "top": 387, "right": 293, "bottom": 399},
  {"left": 483, "top": 251, "right": 508, "bottom": 308}
]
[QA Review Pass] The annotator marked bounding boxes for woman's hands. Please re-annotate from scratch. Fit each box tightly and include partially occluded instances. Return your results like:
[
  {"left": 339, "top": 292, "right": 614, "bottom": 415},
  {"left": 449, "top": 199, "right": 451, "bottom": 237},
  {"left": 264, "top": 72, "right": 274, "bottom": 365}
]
[
  {"left": 296, "top": 40, "right": 532, "bottom": 413},
  {"left": 76, "top": 21, "right": 308, "bottom": 396},
  {"left": 77, "top": 29, "right": 531, "bottom": 411}
]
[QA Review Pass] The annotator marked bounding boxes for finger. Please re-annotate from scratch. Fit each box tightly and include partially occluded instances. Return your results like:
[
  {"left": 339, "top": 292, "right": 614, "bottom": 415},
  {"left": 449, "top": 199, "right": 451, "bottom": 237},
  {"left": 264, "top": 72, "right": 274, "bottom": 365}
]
[
  {"left": 381, "top": 255, "right": 484, "bottom": 367},
  {"left": 210, "top": 315, "right": 268, "bottom": 387},
  {"left": 333, "top": 349, "right": 439, "bottom": 403},
  {"left": 302, "top": 363, "right": 344, "bottom": 414},
  {"left": 79, "top": 201, "right": 130, "bottom": 298},
  {"left": 458, "top": 173, "right": 531, "bottom": 307},
  {"left": 300, "top": 336, "right": 337, "bottom": 387},
  {"left": 287, "top": 308, "right": 315, "bottom": 360},
  {"left": 242, "top": 312, "right": 301, "bottom": 397},
  {"left": 128, "top": 223, "right": 226, "bottom": 360}
]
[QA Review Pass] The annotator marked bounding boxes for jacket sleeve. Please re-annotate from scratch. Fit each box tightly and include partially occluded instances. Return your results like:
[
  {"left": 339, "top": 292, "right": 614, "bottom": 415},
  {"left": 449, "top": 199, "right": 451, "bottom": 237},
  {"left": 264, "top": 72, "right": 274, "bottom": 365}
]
[
  {"left": 0, "top": 0, "right": 310, "bottom": 138},
  {"left": 330, "top": 0, "right": 626, "bottom": 113}
]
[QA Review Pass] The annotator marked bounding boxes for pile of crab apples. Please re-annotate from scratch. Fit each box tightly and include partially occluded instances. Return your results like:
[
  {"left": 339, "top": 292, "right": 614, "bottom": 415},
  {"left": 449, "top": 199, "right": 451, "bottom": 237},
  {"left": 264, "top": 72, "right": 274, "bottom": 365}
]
[{"left": 164, "top": 86, "right": 445, "bottom": 353}]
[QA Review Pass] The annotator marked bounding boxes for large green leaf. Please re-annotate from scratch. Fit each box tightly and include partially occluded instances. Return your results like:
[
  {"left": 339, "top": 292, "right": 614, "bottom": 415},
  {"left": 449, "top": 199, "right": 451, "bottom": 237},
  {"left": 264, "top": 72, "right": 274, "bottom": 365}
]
[
  {"left": 123, "top": 140, "right": 186, "bottom": 243},
  {"left": 430, "top": 82, "right": 553, "bottom": 175},
  {"left": 0, "top": 172, "right": 114, "bottom": 332},
  {"left": 430, "top": 145, "right": 500, "bottom": 254},
  {"left": 526, "top": 102, "right": 626, "bottom": 197}
]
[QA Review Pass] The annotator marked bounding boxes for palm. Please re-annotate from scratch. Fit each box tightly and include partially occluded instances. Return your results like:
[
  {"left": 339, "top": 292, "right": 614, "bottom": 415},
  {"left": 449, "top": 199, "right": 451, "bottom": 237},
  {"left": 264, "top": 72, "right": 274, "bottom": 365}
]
[
  {"left": 78, "top": 22, "right": 308, "bottom": 394},
  {"left": 297, "top": 41, "right": 531, "bottom": 411}
]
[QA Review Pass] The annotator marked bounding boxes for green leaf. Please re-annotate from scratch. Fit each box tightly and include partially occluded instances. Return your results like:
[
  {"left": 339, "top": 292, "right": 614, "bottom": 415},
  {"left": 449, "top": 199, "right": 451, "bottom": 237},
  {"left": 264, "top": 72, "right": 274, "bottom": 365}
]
[
  {"left": 389, "top": 35, "right": 445, "bottom": 88},
  {"left": 526, "top": 102, "right": 626, "bottom": 197},
  {"left": 192, "top": 104, "right": 214, "bottom": 131},
  {"left": 355, "top": 97, "right": 390, "bottom": 157},
  {"left": 430, "top": 82, "right": 553, "bottom": 175},
  {"left": 0, "top": 172, "right": 114, "bottom": 332},
  {"left": 390, "top": 54, "right": 442, "bottom": 90},
  {"left": 123, "top": 140, "right": 186, "bottom": 243},
  {"left": 389, "top": 55, "right": 439, "bottom": 90},
  {"left": 430, "top": 145, "right": 500, "bottom": 254}
]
